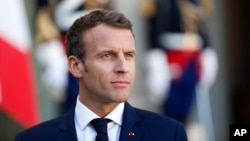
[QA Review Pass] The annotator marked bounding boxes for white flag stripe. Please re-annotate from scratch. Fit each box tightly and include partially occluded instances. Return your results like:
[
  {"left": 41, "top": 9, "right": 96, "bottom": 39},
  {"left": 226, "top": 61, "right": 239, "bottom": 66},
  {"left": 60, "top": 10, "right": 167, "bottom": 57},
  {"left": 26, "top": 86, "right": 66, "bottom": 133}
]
[{"left": 0, "top": 0, "right": 31, "bottom": 52}]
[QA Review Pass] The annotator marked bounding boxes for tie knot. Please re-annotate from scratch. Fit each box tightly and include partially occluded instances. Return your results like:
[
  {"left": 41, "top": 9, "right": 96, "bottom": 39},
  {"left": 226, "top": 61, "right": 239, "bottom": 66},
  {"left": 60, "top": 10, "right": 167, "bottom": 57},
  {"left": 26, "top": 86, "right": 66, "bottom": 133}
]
[{"left": 90, "top": 118, "right": 111, "bottom": 134}]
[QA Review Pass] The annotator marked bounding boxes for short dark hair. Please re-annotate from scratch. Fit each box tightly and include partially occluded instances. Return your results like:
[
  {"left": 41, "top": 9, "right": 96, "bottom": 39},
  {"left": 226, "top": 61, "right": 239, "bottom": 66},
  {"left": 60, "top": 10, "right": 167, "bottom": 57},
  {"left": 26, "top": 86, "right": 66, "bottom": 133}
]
[{"left": 66, "top": 9, "right": 134, "bottom": 60}]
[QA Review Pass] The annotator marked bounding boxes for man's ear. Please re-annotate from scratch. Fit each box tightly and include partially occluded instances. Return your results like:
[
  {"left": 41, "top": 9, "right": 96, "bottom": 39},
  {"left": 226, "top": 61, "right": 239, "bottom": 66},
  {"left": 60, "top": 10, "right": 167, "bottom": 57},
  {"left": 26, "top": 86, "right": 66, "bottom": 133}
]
[{"left": 68, "top": 56, "right": 84, "bottom": 78}]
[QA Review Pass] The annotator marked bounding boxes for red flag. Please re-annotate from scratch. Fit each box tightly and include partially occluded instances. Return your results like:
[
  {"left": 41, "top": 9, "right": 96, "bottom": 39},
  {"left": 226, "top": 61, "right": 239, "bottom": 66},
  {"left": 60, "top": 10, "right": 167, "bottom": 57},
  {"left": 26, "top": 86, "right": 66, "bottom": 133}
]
[{"left": 0, "top": 0, "right": 40, "bottom": 127}]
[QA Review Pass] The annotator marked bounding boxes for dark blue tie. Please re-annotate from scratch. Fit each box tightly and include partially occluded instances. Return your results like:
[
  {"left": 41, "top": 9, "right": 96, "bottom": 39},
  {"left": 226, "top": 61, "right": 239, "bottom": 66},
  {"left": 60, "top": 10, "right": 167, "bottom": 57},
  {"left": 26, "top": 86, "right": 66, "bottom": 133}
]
[{"left": 90, "top": 118, "right": 111, "bottom": 141}]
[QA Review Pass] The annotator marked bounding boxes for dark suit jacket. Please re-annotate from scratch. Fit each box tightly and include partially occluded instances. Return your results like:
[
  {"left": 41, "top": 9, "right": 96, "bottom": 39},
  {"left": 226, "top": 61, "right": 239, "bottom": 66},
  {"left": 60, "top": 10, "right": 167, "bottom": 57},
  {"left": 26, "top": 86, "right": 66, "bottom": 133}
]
[{"left": 15, "top": 102, "right": 188, "bottom": 141}]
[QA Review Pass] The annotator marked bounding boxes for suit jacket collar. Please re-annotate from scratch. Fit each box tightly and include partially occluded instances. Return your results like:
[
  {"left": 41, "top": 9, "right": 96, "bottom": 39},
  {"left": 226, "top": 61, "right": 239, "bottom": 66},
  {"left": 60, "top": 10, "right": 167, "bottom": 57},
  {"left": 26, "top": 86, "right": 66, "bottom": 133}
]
[
  {"left": 56, "top": 102, "right": 141, "bottom": 141},
  {"left": 57, "top": 105, "right": 78, "bottom": 141},
  {"left": 119, "top": 102, "right": 142, "bottom": 141}
]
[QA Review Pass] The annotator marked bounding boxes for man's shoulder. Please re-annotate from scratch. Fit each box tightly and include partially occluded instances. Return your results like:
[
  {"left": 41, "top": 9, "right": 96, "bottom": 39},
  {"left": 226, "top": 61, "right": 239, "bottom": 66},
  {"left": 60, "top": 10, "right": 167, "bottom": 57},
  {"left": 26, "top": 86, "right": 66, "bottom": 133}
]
[
  {"left": 134, "top": 107, "right": 183, "bottom": 128},
  {"left": 22, "top": 115, "right": 64, "bottom": 133},
  {"left": 15, "top": 113, "right": 68, "bottom": 140},
  {"left": 131, "top": 107, "right": 188, "bottom": 141}
]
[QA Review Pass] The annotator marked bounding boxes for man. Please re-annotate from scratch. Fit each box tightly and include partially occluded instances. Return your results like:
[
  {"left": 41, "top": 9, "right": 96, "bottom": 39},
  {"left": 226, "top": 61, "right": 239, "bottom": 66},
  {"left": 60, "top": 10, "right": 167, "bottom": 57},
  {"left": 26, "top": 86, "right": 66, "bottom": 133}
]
[{"left": 15, "top": 9, "right": 188, "bottom": 141}]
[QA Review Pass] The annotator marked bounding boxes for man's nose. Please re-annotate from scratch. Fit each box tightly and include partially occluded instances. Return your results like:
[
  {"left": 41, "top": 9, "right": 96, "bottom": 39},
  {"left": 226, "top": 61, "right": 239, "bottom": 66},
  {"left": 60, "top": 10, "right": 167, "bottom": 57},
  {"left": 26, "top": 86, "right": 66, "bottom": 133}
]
[{"left": 115, "top": 55, "right": 129, "bottom": 73}]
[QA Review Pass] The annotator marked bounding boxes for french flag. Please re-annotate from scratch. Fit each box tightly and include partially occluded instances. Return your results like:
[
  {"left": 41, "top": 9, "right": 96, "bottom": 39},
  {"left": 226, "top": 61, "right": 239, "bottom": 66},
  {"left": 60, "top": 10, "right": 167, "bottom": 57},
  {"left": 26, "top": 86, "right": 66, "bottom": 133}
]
[{"left": 0, "top": 0, "right": 40, "bottom": 127}]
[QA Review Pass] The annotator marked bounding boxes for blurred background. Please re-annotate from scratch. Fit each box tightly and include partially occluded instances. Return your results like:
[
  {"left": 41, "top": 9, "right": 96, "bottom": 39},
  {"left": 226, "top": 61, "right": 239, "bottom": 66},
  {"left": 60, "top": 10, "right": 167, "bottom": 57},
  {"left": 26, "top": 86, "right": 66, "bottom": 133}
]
[{"left": 0, "top": 0, "right": 249, "bottom": 141}]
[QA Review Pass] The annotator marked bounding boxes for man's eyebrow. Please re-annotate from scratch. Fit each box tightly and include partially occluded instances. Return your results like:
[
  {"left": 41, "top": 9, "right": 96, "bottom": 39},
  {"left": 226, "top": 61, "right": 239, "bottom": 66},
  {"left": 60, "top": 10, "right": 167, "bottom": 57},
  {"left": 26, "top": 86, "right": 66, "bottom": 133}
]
[
  {"left": 125, "top": 50, "right": 136, "bottom": 55},
  {"left": 100, "top": 50, "right": 116, "bottom": 53},
  {"left": 96, "top": 50, "right": 116, "bottom": 56},
  {"left": 96, "top": 46, "right": 136, "bottom": 54},
  {"left": 126, "top": 50, "right": 136, "bottom": 54}
]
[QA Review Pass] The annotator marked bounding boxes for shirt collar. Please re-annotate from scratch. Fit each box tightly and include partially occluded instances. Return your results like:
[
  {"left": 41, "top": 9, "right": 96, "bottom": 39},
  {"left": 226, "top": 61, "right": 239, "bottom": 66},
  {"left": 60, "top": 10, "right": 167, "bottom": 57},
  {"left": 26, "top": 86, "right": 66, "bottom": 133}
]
[
  {"left": 75, "top": 96, "right": 124, "bottom": 130},
  {"left": 105, "top": 102, "right": 124, "bottom": 126}
]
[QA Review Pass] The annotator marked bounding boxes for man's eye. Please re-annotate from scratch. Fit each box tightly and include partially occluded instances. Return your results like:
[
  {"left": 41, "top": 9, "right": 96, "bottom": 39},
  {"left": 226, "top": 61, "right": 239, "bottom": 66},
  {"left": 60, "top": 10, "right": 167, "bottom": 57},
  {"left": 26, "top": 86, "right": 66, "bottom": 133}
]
[
  {"left": 103, "top": 53, "right": 112, "bottom": 58},
  {"left": 126, "top": 53, "right": 135, "bottom": 58}
]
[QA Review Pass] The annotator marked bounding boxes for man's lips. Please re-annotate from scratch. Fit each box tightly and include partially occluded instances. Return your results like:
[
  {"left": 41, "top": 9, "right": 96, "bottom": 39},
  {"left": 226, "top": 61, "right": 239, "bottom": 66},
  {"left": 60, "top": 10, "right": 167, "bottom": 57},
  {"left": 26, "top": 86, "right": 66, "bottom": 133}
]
[{"left": 111, "top": 81, "right": 130, "bottom": 87}]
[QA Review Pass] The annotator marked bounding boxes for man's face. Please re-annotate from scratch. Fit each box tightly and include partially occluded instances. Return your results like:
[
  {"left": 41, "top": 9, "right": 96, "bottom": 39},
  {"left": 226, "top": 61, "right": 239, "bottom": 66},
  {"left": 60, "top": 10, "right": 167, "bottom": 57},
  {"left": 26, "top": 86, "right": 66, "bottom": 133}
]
[{"left": 79, "top": 24, "right": 136, "bottom": 105}]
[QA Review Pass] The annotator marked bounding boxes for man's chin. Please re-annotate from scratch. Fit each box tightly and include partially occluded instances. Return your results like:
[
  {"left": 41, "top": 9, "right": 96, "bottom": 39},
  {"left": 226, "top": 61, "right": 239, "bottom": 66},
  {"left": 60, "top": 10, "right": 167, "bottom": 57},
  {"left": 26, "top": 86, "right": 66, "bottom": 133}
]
[{"left": 113, "top": 96, "right": 129, "bottom": 103}]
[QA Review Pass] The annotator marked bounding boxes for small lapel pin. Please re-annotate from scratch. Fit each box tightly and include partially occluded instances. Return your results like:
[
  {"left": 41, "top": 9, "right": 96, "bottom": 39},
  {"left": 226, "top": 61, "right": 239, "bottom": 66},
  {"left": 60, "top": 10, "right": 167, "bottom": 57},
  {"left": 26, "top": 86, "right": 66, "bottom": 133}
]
[{"left": 128, "top": 132, "right": 135, "bottom": 137}]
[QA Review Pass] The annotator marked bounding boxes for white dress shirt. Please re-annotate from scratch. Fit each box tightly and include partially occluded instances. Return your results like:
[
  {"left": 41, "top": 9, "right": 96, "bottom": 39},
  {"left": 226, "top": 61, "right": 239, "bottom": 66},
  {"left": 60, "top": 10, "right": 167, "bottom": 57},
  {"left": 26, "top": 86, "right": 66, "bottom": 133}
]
[{"left": 74, "top": 96, "right": 124, "bottom": 141}]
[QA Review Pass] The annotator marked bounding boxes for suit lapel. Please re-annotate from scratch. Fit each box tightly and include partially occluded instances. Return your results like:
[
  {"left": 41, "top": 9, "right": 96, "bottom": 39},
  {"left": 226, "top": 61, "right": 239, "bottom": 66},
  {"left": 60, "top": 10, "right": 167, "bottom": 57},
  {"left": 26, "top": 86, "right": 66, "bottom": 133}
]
[
  {"left": 56, "top": 105, "right": 78, "bottom": 141},
  {"left": 52, "top": 102, "right": 143, "bottom": 141},
  {"left": 119, "top": 102, "right": 142, "bottom": 141}
]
